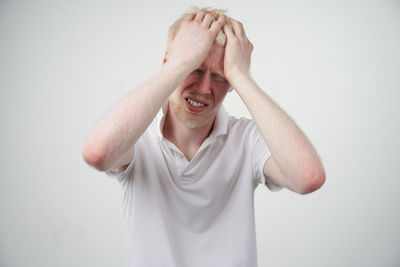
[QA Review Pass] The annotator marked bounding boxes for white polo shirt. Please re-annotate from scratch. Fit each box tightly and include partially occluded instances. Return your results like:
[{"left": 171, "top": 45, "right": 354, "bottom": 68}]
[{"left": 107, "top": 106, "right": 280, "bottom": 267}]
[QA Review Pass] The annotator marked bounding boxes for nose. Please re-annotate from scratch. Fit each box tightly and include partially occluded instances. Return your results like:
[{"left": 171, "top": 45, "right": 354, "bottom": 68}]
[{"left": 196, "top": 73, "right": 212, "bottom": 95}]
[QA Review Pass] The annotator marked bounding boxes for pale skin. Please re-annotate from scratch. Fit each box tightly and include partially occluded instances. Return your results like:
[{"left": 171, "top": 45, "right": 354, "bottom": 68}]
[{"left": 82, "top": 10, "right": 325, "bottom": 194}]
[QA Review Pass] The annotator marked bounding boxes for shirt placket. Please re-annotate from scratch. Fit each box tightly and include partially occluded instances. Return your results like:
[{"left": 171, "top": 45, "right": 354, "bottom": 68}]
[
  {"left": 160, "top": 136, "right": 218, "bottom": 182},
  {"left": 160, "top": 138, "right": 189, "bottom": 176}
]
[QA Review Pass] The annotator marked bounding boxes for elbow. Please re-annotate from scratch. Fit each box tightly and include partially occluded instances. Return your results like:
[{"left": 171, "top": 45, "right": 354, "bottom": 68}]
[
  {"left": 296, "top": 161, "right": 326, "bottom": 195},
  {"left": 82, "top": 142, "right": 109, "bottom": 172}
]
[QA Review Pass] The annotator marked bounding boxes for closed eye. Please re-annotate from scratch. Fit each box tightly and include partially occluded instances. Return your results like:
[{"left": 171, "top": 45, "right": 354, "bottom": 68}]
[
  {"left": 191, "top": 69, "right": 203, "bottom": 75},
  {"left": 211, "top": 73, "right": 226, "bottom": 82}
]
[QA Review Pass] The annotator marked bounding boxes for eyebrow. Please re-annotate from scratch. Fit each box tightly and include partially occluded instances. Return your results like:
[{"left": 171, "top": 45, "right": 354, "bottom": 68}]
[{"left": 198, "top": 64, "right": 226, "bottom": 78}]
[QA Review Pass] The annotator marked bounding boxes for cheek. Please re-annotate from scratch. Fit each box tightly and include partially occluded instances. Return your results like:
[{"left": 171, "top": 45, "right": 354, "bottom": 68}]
[
  {"left": 212, "top": 82, "right": 230, "bottom": 102},
  {"left": 185, "top": 75, "right": 200, "bottom": 84},
  {"left": 213, "top": 80, "right": 231, "bottom": 92},
  {"left": 174, "top": 77, "right": 195, "bottom": 95}
]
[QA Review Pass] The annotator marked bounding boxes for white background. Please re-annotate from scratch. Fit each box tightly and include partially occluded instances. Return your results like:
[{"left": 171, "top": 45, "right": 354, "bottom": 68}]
[{"left": 1, "top": 0, "right": 399, "bottom": 266}]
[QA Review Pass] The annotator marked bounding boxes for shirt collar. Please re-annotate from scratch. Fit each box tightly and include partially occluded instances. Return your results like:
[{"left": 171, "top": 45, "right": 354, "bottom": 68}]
[
  {"left": 155, "top": 104, "right": 229, "bottom": 140},
  {"left": 209, "top": 106, "right": 229, "bottom": 138}
]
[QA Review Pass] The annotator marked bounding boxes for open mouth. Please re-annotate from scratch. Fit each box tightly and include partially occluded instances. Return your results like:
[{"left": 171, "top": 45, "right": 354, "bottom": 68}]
[{"left": 185, "top": 97, "right": 208, "bottom": 107}]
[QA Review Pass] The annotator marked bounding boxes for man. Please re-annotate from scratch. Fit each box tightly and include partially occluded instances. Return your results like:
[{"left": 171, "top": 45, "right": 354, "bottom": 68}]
[{"left": 82, "top": 7, "right": 325, "bottom": 267}]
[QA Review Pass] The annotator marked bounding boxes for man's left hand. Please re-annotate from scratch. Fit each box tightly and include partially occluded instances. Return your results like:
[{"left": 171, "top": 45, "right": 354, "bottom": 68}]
[{"left": 223, "top": 19, "right": 253, "bottom": 85}]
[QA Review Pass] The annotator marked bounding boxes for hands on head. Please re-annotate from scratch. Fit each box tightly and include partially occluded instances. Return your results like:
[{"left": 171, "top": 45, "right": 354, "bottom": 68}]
[
  {"left": 165, "top": 9, "right": 253, "bottom": 85},
  {"left": 223, "top": 19, "right": 253, "bottom": 82}
]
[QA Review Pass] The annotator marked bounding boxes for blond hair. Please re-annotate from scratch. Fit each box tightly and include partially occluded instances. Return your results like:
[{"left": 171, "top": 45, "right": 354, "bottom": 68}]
[{"left": 168, "top": 6, "right": 231, "bottom": 46}]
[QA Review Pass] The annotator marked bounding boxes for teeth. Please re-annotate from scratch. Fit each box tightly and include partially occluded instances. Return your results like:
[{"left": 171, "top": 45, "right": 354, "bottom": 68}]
[{"left": 187, "top": 98, "right": 206, "bottom": 107}]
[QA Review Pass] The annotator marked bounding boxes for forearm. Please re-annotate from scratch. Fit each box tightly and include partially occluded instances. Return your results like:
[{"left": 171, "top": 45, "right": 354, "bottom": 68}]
[
  {"left": 82, "top": 61, "right": 190, "bottom": 170},
  {"left": 231, "top": 73, "right": 323, "bottom": 183}
]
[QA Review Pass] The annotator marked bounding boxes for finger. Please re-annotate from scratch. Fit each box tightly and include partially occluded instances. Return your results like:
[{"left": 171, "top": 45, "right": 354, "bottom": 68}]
[
  {"left": 248, "top": 39, "right": 254, "bottom": 51},
  {"left": 202, "top": 13, "right": 216, "bottom": 28},
  {"left": 195, "top": 10, "right": 206, "bottom": 22},
  {"left": 209, "top": 15, "right": 226, "bottom": 34},
  {"left": 231, "top": 19, "right": 245, "bottom": 39},
  {"left": 223, "top": 23, "right": 235, "bottom": 40},
  {"left": 183, "top": 13, "right": 195, "bottom": 21}
]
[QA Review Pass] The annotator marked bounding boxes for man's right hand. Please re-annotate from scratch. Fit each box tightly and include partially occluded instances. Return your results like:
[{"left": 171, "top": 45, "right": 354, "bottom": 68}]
[{"left": 166, "top": 11, "right": 226, "bottom": 71}]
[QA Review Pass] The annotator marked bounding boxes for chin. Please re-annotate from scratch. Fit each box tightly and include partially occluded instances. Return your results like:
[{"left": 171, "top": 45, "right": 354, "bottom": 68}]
[{"left": 172, "top": 105, "right": 217, "bottom": 129}]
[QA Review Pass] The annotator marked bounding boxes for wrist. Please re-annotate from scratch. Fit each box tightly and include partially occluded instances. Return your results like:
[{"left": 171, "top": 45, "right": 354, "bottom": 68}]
[
  {"left": 227, "top": 70, "right": 252, "bottom": 90},
  {"left": 162, "top": 59, "right": 193, "bottom": 80}
]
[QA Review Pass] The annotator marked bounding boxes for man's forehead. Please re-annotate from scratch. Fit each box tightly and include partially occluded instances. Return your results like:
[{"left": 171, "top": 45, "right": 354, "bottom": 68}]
[
  {"left": 211, "top": 43, "right": 225, "bottom": 55},
  {"left": 200, "top": 56, "right": 225, "bottom": 76},
  {"left": 203, "top": 45, "right": 225, "bottom": 65},
  {"left": 189, "top": 42, "right": 225, "bottom": 76}
]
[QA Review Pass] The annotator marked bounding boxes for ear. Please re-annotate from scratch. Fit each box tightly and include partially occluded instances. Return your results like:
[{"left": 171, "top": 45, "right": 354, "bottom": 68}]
[
  {"left": 163, "top": 32, "right": 175, "bottom": 65},
  {"left": 228, "top": 84, "right": 233, "bottom": 92},
  {"left": 163, "top": 51, "right": 168, "bottom": 65}
]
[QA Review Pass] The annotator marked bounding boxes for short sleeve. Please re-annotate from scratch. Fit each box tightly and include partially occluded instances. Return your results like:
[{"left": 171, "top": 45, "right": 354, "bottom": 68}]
[{"left": 249, "top": 122, "right": 282, "bottom": 191}]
